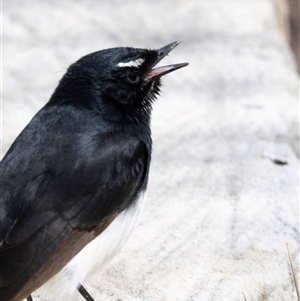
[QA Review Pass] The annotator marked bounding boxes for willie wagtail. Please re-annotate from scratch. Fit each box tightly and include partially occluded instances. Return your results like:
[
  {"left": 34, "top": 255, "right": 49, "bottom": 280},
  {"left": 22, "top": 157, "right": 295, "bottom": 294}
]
[{"left": 0, "top": 41, "right": 188, "bottom": 301}]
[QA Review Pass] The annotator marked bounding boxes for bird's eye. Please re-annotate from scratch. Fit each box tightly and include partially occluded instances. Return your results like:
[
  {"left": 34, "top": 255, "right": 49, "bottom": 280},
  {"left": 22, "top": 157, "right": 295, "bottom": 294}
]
[{"left": 126, "top": 72, "right": 140, "bottom": 84}]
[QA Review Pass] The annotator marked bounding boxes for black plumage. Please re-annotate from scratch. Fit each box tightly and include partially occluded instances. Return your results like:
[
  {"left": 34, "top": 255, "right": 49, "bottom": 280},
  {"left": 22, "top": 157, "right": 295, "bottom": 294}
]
[{"left": 0, "top": 41, "right": 188, "bottom": 301}]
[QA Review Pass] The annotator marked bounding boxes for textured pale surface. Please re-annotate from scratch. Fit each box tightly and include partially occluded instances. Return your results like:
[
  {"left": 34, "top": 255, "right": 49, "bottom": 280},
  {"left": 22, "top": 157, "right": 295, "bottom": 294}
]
[{"left": 2, "top": 0, "right": 299, "bottom": 300}]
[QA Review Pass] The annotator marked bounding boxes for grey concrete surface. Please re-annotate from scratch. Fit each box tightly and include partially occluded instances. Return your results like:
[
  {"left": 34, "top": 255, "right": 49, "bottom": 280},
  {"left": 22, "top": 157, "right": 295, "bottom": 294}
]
[{"left": 2, "top": 0, "right": 299, "bottom": 300}]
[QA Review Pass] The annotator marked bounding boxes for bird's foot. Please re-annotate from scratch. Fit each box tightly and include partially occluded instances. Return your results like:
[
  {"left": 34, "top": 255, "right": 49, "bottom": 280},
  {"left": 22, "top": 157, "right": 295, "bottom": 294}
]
[{"left": 78, "top": 284, "right": 96, "bottom": 301}]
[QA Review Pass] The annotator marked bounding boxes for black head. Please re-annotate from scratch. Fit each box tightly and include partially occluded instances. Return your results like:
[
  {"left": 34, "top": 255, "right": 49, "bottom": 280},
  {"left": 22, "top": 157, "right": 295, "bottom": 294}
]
[{"left": 49, "top": 41, "right": 188, "bottom": 124}]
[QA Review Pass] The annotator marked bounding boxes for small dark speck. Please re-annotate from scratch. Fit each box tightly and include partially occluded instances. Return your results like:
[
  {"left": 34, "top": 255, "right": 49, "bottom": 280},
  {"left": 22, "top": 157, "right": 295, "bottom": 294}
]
[
  {"left": 272, "top": 158, "right": 288, "bottom": 165},
  {"left": 263, "top": 152, "right": 288, "bottom": 165}
]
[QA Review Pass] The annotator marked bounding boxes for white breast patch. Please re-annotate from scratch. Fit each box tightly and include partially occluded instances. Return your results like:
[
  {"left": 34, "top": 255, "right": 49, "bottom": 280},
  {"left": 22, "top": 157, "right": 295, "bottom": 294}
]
[{"left": 34, "top": 191, "right": 147, "bottom": 300}]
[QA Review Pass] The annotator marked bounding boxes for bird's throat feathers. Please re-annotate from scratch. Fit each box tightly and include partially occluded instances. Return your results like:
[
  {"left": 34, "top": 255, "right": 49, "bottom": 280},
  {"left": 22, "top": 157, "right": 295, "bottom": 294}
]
[{"left": 48, "top": 71, "right": 157, "bottom": 132}]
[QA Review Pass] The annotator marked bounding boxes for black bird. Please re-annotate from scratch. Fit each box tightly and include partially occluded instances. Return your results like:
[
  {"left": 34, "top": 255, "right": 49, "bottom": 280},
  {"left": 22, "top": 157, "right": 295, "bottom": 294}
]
[{"left": 0, "top": 41, "right": 188, "bottom": 301}]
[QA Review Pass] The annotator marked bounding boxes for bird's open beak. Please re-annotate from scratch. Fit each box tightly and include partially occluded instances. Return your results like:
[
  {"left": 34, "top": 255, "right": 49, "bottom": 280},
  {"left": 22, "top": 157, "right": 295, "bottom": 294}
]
[{"left": 144, "top": 41, "right": 189, "bottom": 82}]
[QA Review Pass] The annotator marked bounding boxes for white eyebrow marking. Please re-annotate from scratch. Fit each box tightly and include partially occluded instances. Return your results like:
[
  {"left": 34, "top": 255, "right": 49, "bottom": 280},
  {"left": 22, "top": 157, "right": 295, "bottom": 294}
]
[{"left": 116, "top": 58, "right": 145, "bottom": 68}]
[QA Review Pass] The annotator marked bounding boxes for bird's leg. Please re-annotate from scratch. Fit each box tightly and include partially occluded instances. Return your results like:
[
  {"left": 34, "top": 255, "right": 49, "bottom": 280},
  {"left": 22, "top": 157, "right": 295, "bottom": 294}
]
[
  {"left": 77, "top": 284, "right": 96, "bottom": 301},
  {"left": 25, "top": 286, "right": 95, "bottom": 301}
]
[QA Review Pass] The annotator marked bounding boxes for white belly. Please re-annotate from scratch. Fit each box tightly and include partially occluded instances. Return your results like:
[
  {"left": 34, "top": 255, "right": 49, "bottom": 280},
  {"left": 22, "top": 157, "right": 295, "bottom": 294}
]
[{"left": 34, "top": 191, "right": 146, "bottom": 300}]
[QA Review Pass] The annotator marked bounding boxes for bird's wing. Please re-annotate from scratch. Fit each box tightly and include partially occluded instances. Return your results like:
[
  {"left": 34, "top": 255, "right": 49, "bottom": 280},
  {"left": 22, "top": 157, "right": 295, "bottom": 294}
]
[{"left": 0, "top": 132, "right": 148, "bottom": 299}]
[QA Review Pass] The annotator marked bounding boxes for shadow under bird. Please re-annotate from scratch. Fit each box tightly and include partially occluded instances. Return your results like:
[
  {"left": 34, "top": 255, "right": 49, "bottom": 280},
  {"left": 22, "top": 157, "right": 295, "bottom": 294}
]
[{"left": 0, "top": 41, "right": 188, "bottom": 301}]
